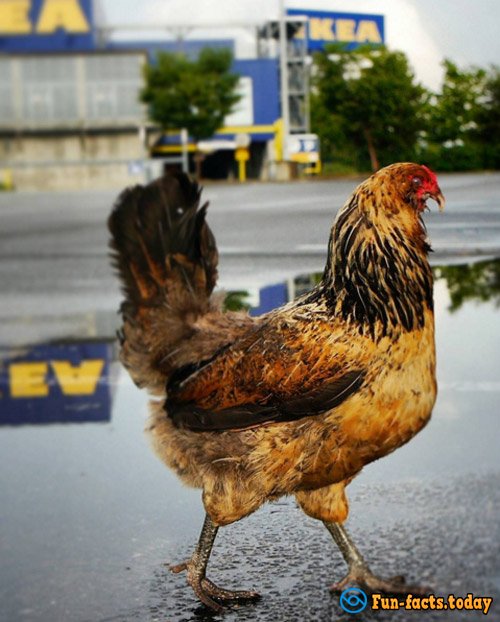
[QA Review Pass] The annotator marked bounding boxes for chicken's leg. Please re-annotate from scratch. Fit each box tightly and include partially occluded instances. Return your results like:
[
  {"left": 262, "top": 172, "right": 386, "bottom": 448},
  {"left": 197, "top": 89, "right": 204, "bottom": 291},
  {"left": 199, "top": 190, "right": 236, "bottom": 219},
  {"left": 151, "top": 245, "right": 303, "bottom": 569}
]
[
  {"left": 170, "top": 514, "right": 260, "bottom": 612},
  {"left": 324, "top": 521, "right": 428, "bottom": 595}
]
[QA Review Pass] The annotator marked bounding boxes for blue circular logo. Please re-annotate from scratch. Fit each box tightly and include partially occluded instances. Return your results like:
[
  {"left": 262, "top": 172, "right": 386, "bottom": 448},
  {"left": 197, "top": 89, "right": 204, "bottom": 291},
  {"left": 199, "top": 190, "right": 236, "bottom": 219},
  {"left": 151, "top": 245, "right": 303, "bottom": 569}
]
[{"left": 339, "top": 587, "right": 368, "bottom": 614}]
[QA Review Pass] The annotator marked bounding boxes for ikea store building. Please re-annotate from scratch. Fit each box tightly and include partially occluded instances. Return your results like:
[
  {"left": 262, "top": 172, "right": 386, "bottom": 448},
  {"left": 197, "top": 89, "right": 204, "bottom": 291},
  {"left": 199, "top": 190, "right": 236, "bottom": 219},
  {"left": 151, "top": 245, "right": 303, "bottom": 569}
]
[{"left": 0, "top": 0, "right": 384, "bottom": 189}]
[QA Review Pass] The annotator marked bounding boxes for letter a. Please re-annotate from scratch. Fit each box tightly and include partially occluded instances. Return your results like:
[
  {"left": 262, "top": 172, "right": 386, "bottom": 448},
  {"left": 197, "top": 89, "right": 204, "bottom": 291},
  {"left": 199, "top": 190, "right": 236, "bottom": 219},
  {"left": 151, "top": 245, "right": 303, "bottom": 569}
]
[{"left": 36, "top": 0, "right": 89, "bottom": 33}]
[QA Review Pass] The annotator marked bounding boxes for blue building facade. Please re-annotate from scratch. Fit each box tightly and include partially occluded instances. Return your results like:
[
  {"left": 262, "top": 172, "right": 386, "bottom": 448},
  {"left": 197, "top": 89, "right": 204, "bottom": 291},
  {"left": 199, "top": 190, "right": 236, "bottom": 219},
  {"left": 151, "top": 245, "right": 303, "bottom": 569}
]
[{"left": 0, "top": 1, "right": 384, "bottom": 183}]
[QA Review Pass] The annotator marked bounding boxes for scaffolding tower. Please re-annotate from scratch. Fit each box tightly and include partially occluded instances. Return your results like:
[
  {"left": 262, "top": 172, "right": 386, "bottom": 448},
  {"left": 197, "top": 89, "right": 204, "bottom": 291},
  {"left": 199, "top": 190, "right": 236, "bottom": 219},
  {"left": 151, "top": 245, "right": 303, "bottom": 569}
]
[{"left": 258, "top": 15, "right": 310, "bottom": 152}]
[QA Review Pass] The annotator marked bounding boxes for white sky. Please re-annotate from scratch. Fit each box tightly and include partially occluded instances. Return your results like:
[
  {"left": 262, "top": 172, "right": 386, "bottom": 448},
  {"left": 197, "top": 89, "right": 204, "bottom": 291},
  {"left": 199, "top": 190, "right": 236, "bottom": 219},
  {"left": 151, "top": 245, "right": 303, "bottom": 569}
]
[{"left": 99, "top": 0, "right": 500, "bottom": 90}]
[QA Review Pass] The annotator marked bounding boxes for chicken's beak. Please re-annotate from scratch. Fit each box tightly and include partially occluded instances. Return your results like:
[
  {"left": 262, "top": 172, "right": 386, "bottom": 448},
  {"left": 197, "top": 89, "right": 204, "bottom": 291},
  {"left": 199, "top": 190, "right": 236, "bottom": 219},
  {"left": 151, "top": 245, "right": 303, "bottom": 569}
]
[{"left": 433, "top": 189, "right": 445, "bottom": 212}]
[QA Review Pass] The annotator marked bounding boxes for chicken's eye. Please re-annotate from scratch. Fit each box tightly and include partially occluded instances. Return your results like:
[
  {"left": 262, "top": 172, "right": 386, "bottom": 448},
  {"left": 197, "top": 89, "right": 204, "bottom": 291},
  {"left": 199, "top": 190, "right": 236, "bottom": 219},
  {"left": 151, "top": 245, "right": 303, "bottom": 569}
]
[{"left": 412, "top": 177, "right": 423, "bottom": 187}]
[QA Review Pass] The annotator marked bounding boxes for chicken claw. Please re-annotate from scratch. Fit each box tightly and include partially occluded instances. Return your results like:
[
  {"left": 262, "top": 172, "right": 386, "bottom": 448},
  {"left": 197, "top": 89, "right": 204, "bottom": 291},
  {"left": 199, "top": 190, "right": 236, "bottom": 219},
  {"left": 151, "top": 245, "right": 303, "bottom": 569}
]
[
  {"left": 170, "top": 515, "right": 260, "bottom": 612},
  {"left": 325, "top": 521, "right": 430, "bottom": 596}
]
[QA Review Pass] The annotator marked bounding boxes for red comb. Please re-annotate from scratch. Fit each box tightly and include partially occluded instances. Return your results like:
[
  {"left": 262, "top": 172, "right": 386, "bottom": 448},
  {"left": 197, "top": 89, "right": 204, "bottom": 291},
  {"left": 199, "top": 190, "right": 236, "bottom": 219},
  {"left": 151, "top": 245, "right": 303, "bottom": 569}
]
[{"left": 421, "top": 165, "right": 437, "bottom": 184}]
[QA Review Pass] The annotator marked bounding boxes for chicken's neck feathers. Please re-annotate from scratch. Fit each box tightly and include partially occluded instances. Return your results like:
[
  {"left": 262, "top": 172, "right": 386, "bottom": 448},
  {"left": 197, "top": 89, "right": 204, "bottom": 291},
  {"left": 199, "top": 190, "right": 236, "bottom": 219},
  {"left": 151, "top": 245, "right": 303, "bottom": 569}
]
[{"left": 319, "top": 189, "right": 434, "bottom": 337}]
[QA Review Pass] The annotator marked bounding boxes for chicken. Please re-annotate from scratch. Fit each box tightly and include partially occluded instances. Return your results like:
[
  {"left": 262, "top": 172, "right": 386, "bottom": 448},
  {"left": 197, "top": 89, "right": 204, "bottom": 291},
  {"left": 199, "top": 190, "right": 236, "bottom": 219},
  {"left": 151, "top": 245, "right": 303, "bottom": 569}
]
[{"left": 108, "top": 163, "right": 445, "bottom": 612}]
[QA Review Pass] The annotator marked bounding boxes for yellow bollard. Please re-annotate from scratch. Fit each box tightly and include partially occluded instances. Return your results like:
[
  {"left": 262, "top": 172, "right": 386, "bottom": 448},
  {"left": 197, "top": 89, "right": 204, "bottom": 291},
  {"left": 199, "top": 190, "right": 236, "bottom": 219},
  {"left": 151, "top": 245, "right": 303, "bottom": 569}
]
[
  {"left": 5, "top": 169, "right": 13, "bottom": 190},
  {"left": 1, "top": 169, "right": 14, "bottom": 190},
  {"left": 238, "top": 158, "right": 246, "bottom": 182},
  {"left": 235, "top": 148, "right": 250, "bottom": 182}
]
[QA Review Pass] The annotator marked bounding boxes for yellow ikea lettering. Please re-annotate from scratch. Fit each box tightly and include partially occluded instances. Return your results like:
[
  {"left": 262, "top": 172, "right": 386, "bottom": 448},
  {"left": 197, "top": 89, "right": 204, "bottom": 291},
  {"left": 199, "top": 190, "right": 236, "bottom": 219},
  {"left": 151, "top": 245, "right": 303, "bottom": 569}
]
[
  {"left": 51, "top": 359, "right": 104, "bottom": 395},
  {"left": 10, "top": 362, "right": 49, "bottom": 398},
  {"left": 0, "top": 0, "right": 31, "bottom": 34},
  {"left": 36, "top": 0, "right": 89, "bottom": 34},
  {"left": 309, "top": 18, "right": 335, "bottom": 42},
  {"left": 356, "top": 20, "right": 382, "bottom": 43},
  {"left": 335, "top": 19, "right": 356, "bottom": 43}
]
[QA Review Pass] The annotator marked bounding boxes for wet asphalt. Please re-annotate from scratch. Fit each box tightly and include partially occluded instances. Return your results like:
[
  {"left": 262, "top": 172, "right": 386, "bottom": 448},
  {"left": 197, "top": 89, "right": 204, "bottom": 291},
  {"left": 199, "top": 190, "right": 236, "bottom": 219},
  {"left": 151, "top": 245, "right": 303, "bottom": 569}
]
[{"left": 0, "top": 173, "right": 499, "bottom": 622}]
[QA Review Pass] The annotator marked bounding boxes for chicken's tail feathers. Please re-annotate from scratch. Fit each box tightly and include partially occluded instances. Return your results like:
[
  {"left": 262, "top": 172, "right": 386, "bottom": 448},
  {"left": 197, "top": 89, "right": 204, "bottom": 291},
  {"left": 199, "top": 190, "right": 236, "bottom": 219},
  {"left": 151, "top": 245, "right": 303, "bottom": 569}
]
[
  {"left": 108, "top": 173, "right": 218, "bottom": 319},
  {"left": 108, "top": 173, "right": 220, "bottom": 392}
]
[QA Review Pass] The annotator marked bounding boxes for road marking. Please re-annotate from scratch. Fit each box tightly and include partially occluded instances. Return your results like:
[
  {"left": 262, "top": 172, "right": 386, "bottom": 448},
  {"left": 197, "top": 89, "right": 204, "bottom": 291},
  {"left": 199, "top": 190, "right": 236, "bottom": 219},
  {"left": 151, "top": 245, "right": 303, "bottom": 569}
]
[
  {"left": 211, "top": 196, "right": 335, "bottom": 211},
  {"left": 219, "top": 245, "right": 327, "bottom": 255},
  {"left": 295, "top": 244, "right": 325, "bottom": 252}
]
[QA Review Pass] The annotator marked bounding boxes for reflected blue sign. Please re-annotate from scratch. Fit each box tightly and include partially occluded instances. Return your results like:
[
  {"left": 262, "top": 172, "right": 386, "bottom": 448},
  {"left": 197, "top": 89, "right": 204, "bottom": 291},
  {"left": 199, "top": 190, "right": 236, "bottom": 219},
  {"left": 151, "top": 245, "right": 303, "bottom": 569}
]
[
  {"left": 0, "top": 341, "right": 114, "bottom": 425},
  {"left": 251, "top": 283, "right": 288, "bottom": 316},
  {"left": 0, "top": 0, "right": 95, "bottom": 53},
  {"left": 287, "top": 9, "right": 384, "bottom": 51}
]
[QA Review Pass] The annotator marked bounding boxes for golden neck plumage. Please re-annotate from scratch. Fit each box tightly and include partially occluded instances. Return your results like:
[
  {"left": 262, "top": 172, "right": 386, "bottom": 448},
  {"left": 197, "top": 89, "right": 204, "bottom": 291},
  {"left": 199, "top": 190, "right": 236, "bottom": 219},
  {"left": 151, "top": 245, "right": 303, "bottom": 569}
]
[{"left": 321, "top": 189, "right": 434, "bottom": 338}]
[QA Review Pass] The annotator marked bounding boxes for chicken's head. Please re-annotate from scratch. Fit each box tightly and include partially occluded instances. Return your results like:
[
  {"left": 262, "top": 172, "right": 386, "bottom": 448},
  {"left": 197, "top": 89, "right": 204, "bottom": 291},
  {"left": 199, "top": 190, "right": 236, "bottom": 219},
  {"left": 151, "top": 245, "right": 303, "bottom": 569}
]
[
  {"left": 357, "top": 163, "right": 445, "bottom": 220},
  {"left": 405, "top": 164, "right": 445, "bottom": 212},
  {"left": 377, "top": 162, "right": 445, "bottom": 213},
  {"left": 347, "top": 163, "right": 445, "bottom": 253}
]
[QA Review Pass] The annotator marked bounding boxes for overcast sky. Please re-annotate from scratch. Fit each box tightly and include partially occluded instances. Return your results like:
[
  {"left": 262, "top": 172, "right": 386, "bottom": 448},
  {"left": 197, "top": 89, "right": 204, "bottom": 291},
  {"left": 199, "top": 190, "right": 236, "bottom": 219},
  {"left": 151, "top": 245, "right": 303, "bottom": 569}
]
[{"left": 99, "top": 0, "right": 500, "bottom": 90}]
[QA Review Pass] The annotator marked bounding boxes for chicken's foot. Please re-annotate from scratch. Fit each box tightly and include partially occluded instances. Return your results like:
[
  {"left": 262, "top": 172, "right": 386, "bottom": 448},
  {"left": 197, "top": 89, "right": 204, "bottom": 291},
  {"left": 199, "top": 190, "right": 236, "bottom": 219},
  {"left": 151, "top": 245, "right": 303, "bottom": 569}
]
[
  {"left": 324, "top": 521, "right": 429, "bottom": 596},
  {"left": 170, "top": 514, "right": 260, "bottom": 612}
]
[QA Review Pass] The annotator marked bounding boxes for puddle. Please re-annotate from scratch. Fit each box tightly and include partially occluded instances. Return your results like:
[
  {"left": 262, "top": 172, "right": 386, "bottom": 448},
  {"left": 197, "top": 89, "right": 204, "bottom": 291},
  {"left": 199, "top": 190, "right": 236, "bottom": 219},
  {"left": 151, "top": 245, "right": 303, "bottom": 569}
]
[{"left": 0, "top": 258, "right": 499, "bottom": 621}]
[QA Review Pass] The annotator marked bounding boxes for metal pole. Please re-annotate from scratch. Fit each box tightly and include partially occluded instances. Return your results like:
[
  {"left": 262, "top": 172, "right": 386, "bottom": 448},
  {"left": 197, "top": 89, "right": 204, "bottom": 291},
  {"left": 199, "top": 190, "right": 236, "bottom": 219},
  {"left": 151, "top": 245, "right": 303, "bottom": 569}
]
[
  {"left": 278, "top": 0, "right": 289, "bottom": 161},
  {"left": 304, "top": 23, "right": 311, "bottom": 133},
  {"left": 180, "top": 128, "right": 189, "bottom": 173}
]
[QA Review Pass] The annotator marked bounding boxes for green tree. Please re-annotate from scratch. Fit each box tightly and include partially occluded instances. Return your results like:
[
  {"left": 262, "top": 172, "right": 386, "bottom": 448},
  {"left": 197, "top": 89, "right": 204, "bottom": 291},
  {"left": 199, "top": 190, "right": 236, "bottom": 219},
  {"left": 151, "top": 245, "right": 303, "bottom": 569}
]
[
  {"left": 312, "top": 45, "right": 428, "bottom": 171},
  {"left": 434, "top": 260, "right": 500, "bottom": 312},
  {"left": 422, "top": 60, "right": 486, "bottom": 171},
  {"left": 475, "top": 66, "right": 500, "bottom": 169},
  {"left": 310, "top": 47, "right": 354, "bottom": 171},
  {"left": 141, "top": 48, "right": 241, "bottom": 176}
]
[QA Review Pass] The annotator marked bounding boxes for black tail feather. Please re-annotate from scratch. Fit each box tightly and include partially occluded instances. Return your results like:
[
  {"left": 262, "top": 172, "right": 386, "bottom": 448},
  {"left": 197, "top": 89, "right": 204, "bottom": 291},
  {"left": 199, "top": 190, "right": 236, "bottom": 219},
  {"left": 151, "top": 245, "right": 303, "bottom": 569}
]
[{"left": 108, "top": 173, "right": 218, "bottom": 317}]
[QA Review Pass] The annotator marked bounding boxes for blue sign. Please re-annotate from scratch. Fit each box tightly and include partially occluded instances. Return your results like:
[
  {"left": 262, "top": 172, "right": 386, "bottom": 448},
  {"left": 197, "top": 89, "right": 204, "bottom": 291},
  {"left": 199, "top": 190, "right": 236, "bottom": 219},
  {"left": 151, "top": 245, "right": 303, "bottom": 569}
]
[
  {"left": 287, "top": 9, "right": 384, "bottom": 51},
  {"left": 0, "top": 341, "right": 114, "bottom": 425},
  {"left": 0, "top": 0, "right": 95, "bottom": 53},
  {"left": 288, "top": 133, "right": 320, "bottom": 164}
]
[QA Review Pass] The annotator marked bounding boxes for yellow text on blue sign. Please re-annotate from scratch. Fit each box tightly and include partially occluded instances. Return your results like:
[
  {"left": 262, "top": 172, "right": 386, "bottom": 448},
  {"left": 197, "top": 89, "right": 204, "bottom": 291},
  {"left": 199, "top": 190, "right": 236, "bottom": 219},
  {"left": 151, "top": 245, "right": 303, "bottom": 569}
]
[
  {"left": 0, "top": 0, "right": 90, "bottom": 35},
  {"left": 296, "top": 17, "right": 382, "bottom": 44},
  {"left": 288, "top": 9, "right": 384, "bottom": 51},
  {"left": 7, "top": 359, "right": 105, "bottom": 397}
]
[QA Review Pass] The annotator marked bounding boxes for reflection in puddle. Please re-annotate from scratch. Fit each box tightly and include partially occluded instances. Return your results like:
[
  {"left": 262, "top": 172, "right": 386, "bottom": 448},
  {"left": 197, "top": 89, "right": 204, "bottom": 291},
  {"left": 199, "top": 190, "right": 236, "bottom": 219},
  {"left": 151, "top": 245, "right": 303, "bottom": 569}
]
[
  {"left": 434, "top": 259, "right": 500, "bottom": 311},
  {"left": 0, "top": 341, "right": 115, "bottom": 426},
  {"left": 240, "top": 257, "right": 500, "bottom": 316}
]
